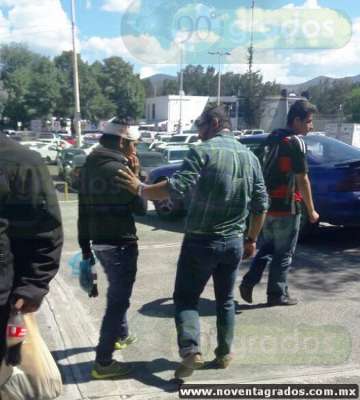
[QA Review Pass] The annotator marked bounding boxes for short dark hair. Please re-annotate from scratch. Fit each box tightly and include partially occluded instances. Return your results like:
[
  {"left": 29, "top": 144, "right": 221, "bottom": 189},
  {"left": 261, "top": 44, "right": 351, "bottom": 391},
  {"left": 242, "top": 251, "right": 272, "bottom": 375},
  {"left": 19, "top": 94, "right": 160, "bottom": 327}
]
[
  {"left": 287, "top": 100, "right": 317, "bottom": 127},
  {"left": 100, "top": 133, "right": 120, "bottom": 150},
  {"left": 196, "top": 105, "right": 232, "bottom": 131}
]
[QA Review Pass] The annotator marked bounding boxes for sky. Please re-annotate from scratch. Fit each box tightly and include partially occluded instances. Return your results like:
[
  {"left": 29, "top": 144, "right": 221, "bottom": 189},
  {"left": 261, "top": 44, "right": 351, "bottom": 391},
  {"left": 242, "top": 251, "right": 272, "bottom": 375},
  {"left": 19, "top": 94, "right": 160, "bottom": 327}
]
[{"left": 0, "top": 0, "right": 359, "bottom": 84}]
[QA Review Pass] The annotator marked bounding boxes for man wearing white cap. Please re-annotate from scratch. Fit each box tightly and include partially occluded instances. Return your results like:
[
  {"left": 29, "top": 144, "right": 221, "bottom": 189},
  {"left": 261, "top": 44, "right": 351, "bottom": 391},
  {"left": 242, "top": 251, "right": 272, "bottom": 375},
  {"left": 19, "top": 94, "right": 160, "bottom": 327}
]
[{"left": 78, "top": 118, "right": 146, "bottom": 379}]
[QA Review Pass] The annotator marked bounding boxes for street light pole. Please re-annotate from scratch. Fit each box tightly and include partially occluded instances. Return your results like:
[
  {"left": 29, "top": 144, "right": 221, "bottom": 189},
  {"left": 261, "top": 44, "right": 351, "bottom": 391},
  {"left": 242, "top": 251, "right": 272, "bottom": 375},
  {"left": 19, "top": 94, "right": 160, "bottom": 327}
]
[
  {"left": 208, "top": 50, "right": 231, "bottom": 106},
  {"left": 178, "top": 47, "right": 184, "bottom": 134},
  {"left": 71, "top": 0, "right": 82, "bottom": 147}
]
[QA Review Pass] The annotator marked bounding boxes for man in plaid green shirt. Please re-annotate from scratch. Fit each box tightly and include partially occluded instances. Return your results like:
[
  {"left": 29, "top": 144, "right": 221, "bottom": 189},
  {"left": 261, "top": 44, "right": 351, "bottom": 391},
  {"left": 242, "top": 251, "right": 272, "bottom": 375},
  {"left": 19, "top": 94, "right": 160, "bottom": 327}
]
[{"left": 118, "top": 105, "right": 268, "bottom": 379}]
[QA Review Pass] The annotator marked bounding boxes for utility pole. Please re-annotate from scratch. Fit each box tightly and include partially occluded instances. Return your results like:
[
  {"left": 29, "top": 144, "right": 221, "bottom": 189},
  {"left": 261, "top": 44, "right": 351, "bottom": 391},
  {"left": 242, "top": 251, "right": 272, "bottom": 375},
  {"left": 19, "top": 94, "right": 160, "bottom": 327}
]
[
  {"left": 248, "top": 0, "right": 255, "bottom": 74},
  {"left": 71, "top": 0, "right": 82, "bottom": 147},
  {"left": 178, "top": 47, "right": 184, "bottom": 134},
  {"left": 208, "top": 49, "right": 231, "bottom": 106}
]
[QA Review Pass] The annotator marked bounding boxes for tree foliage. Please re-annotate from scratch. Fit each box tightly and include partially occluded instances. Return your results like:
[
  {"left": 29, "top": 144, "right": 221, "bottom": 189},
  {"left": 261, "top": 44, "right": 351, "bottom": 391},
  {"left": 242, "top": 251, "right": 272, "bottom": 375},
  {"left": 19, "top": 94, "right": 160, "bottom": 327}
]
[{"left": 0, "top": 44, "right": 145, "bottom": 127}]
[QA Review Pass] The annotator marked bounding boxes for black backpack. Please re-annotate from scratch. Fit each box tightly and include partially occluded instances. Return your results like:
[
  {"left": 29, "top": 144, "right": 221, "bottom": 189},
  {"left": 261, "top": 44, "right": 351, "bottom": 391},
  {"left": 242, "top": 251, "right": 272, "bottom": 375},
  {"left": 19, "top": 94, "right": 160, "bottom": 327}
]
[{"left": 259, "top": 129, "right": 295, "bottom": 193}]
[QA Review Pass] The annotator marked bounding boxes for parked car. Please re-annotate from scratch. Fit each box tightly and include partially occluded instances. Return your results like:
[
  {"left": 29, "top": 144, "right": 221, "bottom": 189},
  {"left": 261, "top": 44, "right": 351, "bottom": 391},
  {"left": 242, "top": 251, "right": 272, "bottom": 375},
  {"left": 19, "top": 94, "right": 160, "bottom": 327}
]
[
  {"left": 166, "top": 134, "right": 200, "bottom": 147},
  {"left": 162, "top": 145, "right": 190, "bottom": 164},
  {"left": 57, "top": 147, "right": 86, "bottom": 179},
  {"left": 137, "top": 142, "right": 151, "bottom": 152},
  {"left": 243, "top": 129, "right": 265, "bottom": 136},
  {"left": 137, "top": 151, "right": 166, "bottom": 178},
  {"left": 147, "top": 133, "right": 360, "bottom": 236},
  {"left": 67, "top": 153, "right": 87, "bottom": 190},
  {"left": 80, "top": 142, "right": 99, "bottom": 155},
  {"left": 29, "top": 140, "right": 70, "bottom": 164},
  {"left": 141, "top": 131, "right": 158, "bottom": 143}
]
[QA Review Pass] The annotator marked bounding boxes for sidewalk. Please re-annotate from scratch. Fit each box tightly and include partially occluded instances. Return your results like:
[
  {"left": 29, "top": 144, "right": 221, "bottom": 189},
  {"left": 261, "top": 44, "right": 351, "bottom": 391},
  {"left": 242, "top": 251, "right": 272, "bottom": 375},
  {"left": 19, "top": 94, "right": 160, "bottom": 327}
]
[{"left": 38, "top": 270, "right": 360, "bottom": 400}]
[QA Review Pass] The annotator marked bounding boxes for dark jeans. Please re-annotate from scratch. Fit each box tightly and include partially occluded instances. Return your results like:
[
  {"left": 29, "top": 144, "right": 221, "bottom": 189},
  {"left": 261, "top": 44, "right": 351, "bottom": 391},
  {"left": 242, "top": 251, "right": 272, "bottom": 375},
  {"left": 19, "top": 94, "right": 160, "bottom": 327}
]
[
  {"left": 174, "top": 235, "right": 243, "bottom": 359},
  {"left": 242, "top": 214, "right": 301, "bottom": 299},
  {"left": 94, "top": 243, "right": 138, "bottom": 364}
]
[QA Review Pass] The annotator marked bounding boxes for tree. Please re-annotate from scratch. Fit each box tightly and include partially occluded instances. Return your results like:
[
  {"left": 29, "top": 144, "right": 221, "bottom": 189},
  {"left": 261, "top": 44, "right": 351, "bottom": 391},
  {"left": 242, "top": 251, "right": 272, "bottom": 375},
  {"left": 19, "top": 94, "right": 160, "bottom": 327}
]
[
  {"left": 344, "top": 87, "right": 360, "bottom": 123},
  {"left": 0, "top": 44, "right": 42, "bottom": 126},
  {"left": 98, "top": 57, "right": 145, "bottom": 120},
  {"left": 160, "top": 78, "right": 179, "bottom": 95},
  {"left": 26, "top": 57, "right": 60, "bottom": 120},
  {"left": 54, "top": 51, "right": 116, "bottom": 122}
]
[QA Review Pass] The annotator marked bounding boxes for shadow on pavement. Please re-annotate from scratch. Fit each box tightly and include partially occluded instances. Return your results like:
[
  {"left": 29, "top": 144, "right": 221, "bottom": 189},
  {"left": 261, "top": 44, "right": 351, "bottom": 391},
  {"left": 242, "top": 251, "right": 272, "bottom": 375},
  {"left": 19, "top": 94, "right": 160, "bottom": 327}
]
[
  {"left": 139, "top": 297, "right": 215, "bottom": 318},
  {"left": 135, "top": 210, "right": 185, "bottom": 234},
  {"left": 138, "top": 297, "right": 269, "bottom": 319},
  {"left": 54, "top": 351, "right": 180, "bottom": 393}
]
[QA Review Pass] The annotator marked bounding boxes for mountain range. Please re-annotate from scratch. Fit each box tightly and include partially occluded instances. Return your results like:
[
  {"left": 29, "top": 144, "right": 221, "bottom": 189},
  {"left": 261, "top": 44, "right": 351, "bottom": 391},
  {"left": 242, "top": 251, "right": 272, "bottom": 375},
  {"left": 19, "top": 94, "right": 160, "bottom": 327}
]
[{"left": 143, "top": 73, "right": 360, "bottom": 94}]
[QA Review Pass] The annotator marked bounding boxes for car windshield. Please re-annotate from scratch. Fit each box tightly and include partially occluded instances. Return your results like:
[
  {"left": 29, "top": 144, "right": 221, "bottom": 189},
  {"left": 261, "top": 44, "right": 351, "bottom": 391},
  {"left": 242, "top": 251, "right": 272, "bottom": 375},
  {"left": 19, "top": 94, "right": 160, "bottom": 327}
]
[
  {"left": 304, "top": 135, "right": 360, "bottom": 163},
  {"left": 168, "top": 150, "right": 189, "bottom": 161},
  {"left": 169, "top": 136, "right": 187, "bottom": 143},
  {"left": 138, "top": 153, "right": 165, "bottom": 167},
  {"left": 63, "top": 149, "right": 84, "bottom": 160}
]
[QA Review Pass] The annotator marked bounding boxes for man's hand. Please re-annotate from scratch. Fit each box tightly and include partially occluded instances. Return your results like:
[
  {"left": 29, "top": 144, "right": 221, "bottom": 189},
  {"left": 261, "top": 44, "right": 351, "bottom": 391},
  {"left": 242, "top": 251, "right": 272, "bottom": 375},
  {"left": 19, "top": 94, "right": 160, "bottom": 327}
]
[
  {"left": 243, "top": 241, "right": 256, "bottom": 260},
  {"left": 128, "top": 154, "right": 140, "bottom": 176},
  {"left": 117, "top": 167, "right": 141, "bottom": 195},
  {"left": 308, "top": 210, "right": 320, "bottom": 224},
  {"left": 13, "top": 298, "right": 39, "bottom": 314}
]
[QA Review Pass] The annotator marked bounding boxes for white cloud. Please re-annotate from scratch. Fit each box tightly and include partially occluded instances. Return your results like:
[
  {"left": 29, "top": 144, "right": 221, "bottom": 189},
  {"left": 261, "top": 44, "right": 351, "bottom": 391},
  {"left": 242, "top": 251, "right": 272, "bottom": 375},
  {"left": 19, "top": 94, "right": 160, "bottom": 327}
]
[
  {"left": 284, "top": 0, "right": 320, "bottom": 9},
  {"left": 82, "top": 34, "right": 178, "bottom": 64},
  {"left": 0, "top": 0, "right": 72, "bottom": 55},
  {"left": 101, "top": 0, "right": 141, "bottom": 13}
]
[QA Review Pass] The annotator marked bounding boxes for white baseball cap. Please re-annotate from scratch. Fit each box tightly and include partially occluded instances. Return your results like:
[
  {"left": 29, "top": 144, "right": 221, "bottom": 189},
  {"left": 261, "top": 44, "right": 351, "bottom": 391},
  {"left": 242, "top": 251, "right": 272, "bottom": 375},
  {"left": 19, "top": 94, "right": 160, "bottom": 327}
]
[{"left": 102, "top": 119, "right": 140, "bottom": 141}]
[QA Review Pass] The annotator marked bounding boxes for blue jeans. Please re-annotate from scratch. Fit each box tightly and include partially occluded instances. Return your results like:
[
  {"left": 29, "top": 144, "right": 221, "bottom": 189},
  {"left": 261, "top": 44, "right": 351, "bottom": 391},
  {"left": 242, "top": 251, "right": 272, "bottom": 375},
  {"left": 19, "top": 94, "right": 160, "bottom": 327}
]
[
  {"left": 94, "top": 243, "right": 138, "bottom": 364},
  {"left": 174, "top": 235, "right": 243, "bottom": 359},
  {"left": 242, "top": 214, "right": 301, "bottom": 299}
]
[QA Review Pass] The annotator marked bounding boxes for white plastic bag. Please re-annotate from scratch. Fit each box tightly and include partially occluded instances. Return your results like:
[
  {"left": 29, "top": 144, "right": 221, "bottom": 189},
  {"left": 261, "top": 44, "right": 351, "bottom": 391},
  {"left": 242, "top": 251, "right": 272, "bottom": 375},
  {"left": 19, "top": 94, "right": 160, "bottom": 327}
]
[{"left": 0, "top": 313, "right": 62, "bottom": 400}]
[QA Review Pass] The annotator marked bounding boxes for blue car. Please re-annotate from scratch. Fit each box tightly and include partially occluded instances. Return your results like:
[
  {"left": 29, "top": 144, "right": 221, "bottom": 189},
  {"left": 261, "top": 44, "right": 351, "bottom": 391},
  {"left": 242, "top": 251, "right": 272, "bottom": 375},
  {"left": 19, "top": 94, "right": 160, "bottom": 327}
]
[{"left": 147, "top": 133, "right": 360, "bottom": 236}]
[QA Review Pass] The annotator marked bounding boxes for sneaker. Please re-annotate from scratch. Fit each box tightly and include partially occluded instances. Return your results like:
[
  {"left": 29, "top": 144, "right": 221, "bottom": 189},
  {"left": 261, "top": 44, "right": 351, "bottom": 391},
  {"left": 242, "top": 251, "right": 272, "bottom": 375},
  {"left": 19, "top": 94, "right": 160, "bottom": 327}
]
[
  {"left": 91, "top": 360, "right": 132, "bottom": 380},
  {"left": 267, "top": 296, "right": 298, "bottom": 306},
  {"left": 114, "top": 333, "right": 138, "bottom": 350},
  {"left": 213, "top": 354, "right": 233, "bottom": 369},
  {"left": 174, "top": 353, "right": 204, "bottom": 379},
  {"left": 239, "top": 284, "right": 253, "bottom": 303}
]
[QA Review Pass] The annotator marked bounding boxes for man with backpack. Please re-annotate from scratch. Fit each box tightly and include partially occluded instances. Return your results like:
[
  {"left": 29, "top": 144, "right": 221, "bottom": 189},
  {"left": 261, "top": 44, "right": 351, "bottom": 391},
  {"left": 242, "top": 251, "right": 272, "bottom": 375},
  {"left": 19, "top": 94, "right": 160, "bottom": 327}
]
[{"left": 239, "top": 100, "right": 319, "bottom": 306}]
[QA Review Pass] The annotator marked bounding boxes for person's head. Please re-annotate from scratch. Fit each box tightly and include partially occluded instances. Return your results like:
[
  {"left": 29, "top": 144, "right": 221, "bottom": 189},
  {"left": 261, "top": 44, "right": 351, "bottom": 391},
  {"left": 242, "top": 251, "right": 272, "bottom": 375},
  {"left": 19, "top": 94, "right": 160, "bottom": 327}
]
[
  {"left": 100, "top": 118, "right": 140, "bottom": 158},
  {"left": 195, "top": 105, "right": 232, "bottom": 141},
  {"left": 287, "top": 100, "right": 317, "bottom": 135}
]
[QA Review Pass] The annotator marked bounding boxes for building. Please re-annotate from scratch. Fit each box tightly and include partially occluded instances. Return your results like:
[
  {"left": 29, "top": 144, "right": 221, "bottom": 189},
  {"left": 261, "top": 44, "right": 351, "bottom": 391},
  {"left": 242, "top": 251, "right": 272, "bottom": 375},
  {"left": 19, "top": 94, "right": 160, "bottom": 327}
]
[
  {"left": 145, "top": 95, "right": 241, "bottom": 133},
  {"left": 259, "top": 95, "right": 305, "bottom": 132}
]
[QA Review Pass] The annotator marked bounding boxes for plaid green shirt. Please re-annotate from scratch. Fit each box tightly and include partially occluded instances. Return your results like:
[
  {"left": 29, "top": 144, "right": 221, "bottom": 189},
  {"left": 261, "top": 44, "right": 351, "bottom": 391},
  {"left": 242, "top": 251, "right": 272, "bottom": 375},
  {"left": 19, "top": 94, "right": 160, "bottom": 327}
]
[{"left": 168, "top": 131, "right": 268, "bottom": 238}]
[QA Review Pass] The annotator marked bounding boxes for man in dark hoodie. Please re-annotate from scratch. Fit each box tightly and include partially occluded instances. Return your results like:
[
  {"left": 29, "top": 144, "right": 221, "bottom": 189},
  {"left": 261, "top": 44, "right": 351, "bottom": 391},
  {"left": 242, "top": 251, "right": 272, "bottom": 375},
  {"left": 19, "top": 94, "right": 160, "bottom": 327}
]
[
  {"left": 0, "top": 135, "right": 63, "bottom": 366},
  {"left": 78, "top": 119, "right": 146, "bottom": 379},
  {"left": 239, "top": 100, "right": 319, "bottom": 306}
]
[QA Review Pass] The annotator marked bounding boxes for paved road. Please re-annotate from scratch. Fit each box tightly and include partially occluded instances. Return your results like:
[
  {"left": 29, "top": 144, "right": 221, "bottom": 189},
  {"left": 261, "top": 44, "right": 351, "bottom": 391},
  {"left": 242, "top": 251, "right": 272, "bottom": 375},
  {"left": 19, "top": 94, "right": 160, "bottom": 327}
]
[
  {"left": 42, "top": 188, "right": 360, "bottom": 400},
  {"left": 42, "top": 173, "right": 360, "bottom": 399}
]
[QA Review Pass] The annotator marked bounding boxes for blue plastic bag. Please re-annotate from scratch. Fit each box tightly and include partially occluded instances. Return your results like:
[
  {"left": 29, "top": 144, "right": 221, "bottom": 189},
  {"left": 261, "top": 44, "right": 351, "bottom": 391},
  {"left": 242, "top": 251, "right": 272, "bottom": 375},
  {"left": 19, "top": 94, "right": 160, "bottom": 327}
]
[{"left": 68, "top": 252, "right": 83, "bottom": 276}]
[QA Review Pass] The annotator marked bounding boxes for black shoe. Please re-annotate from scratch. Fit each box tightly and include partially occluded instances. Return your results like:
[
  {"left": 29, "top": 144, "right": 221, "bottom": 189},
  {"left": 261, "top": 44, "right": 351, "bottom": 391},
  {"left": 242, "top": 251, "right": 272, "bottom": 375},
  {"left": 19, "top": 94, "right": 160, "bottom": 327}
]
[
  {"left": 267, "top": 296, "right": 298, "bottom": 306},
  {"left": 239, "top": 284, "right": 253, "bottom": 303}
]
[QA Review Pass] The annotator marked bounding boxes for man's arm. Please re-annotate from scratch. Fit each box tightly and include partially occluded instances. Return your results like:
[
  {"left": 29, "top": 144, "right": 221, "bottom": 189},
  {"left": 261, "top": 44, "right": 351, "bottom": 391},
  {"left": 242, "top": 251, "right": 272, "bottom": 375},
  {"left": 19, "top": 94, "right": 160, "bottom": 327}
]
[
  {"left": 10, "top": 154, "right": 63, "bottom": 313},
  {"left": 78, "top": 168, "right": 92, "bottom": 258},
  {"left": 244, "top": 155, "right": 269, "bottom": 259},
  {"left": 117, "top": 148, "right": 204, "bottom": 201},
  {"left": 295, "top": 173, "right": 319, "bottom": 223}
]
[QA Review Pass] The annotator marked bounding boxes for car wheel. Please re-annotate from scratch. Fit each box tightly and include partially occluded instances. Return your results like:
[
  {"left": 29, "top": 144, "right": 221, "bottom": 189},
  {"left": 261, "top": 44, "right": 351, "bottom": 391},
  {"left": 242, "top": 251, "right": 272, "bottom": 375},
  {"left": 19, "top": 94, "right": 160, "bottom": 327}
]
[{"left": 153, "top": 178, "right": 185, "bottom": 219}]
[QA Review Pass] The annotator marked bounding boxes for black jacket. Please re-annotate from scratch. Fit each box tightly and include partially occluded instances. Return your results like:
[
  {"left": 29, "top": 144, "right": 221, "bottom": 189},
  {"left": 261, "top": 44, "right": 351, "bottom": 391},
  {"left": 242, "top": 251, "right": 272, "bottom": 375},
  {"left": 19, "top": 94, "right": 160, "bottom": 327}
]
[
  {"left": 0, "top": 136, "right": 63, "bottom": 307},
  {"left": 78, "top": 146, "right": 147, "bottom": 252}
]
